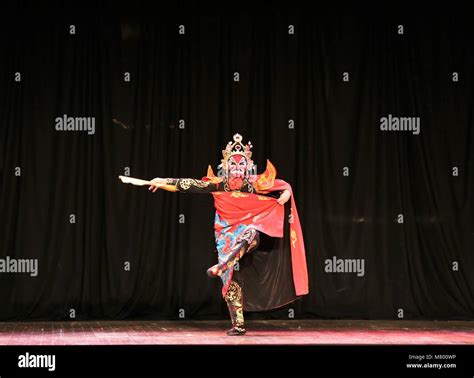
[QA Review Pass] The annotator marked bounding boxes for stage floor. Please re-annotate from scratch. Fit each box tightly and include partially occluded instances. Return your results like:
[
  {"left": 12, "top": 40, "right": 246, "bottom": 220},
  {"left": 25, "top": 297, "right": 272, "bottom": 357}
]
[{"left": 0, "top": 319, "right": 472, "bottom": 345}]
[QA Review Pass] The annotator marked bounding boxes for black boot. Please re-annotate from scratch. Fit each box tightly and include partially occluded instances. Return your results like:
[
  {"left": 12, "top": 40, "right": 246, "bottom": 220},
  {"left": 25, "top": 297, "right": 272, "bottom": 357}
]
[
  {"left": 224, "top": 281, "right": 246, "bottom": 336},
  {"left": 226, "top": 326, "right": 246, "bottom": 336}
]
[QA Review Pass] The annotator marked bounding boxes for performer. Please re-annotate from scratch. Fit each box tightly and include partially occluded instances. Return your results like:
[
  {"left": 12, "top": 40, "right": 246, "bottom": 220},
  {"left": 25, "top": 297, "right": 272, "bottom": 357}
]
[{"left": 148, "top": 134, "right": 309, "bottom": 335}]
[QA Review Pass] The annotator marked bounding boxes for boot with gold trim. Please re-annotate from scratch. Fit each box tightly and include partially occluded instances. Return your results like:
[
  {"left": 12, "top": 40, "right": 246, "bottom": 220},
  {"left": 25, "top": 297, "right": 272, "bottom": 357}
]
[{"left": 224, "top": 281, "right": 246, "bottom": 336}]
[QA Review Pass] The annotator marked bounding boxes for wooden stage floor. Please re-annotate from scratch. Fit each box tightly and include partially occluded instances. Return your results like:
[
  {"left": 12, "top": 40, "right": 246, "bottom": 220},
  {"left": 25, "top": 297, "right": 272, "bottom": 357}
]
[{"left": 0, "top": 319, "right": 472, "bottom": 345}]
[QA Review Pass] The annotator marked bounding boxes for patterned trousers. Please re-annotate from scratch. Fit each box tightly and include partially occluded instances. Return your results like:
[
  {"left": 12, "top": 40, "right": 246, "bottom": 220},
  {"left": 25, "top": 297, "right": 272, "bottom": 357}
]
[{"left": 222, "top": 228, "right": 260, "bottom": 331}]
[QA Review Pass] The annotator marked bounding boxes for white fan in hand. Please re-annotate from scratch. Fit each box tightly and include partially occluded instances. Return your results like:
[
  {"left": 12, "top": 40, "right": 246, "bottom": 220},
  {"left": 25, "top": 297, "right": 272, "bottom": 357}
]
[{"left": 118, "top": 176, "right": 153, "bottom": 186}]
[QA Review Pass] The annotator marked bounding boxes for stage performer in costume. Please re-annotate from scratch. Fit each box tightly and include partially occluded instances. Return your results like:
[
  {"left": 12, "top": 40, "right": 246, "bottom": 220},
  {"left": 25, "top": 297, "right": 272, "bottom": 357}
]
[{"left": 148, "top": 134, "right": 309, "bottom": 336}]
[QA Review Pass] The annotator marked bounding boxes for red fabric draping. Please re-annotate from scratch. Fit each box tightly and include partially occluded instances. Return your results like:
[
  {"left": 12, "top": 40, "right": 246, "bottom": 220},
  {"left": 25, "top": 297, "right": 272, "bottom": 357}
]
[{"left": 211, "top": 179, "right": 309, "bottom": 296}]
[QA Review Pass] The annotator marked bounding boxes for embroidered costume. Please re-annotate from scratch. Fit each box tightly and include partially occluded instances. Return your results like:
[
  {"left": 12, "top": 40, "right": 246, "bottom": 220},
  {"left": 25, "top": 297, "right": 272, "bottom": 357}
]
[{"left": 155, "top": 134, "right": 309, "bottom": 335}]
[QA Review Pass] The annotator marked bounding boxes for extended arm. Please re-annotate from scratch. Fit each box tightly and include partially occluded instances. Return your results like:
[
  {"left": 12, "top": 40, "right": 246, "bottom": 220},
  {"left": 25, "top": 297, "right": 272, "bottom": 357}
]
[{"left": 148, "top": 177, "right": 221, "bottom": 193}]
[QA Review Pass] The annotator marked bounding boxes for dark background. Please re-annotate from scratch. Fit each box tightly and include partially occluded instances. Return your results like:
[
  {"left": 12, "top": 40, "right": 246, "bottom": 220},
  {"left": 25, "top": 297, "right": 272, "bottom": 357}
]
[{"left": 0, "top": 1, "right": 472, "bottom": 321}]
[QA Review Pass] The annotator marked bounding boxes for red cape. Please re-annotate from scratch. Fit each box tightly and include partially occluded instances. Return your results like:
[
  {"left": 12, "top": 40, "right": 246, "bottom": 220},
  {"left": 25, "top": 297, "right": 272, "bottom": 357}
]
[{"left": 211, "top": 179, "right": 309, "bottom": 296}]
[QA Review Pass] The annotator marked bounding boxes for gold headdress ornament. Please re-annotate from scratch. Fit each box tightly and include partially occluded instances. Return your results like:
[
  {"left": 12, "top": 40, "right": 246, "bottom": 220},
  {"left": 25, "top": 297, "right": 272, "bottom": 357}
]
[
  {"left": 221, "top": 133, "right": 254, "bottom": 171},
  {"left": 203, "top": 133, "right": 277, "bottom": 191}
]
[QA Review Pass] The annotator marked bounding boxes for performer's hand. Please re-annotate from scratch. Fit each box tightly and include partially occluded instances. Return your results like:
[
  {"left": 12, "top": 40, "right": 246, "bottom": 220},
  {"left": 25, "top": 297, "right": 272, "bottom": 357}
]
[
  {"left": 277, "top": 189, "right": 291, "bottom": 205},
  {"left": 149, "top": 177, "right": 166, "bottom": 193}
]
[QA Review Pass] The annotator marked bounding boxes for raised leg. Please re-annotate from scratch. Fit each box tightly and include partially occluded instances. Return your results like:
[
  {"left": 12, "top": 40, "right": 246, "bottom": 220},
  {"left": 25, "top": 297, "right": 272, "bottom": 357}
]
[{"left": 207, "top": 228, "right": 260, "bottom": 277}]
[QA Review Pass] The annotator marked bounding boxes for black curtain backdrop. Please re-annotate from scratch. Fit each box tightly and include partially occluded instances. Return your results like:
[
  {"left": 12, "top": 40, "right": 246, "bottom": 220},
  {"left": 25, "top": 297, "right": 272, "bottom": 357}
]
[{"left": 0, "top": 1, "right": 473, "bottom": 321}]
